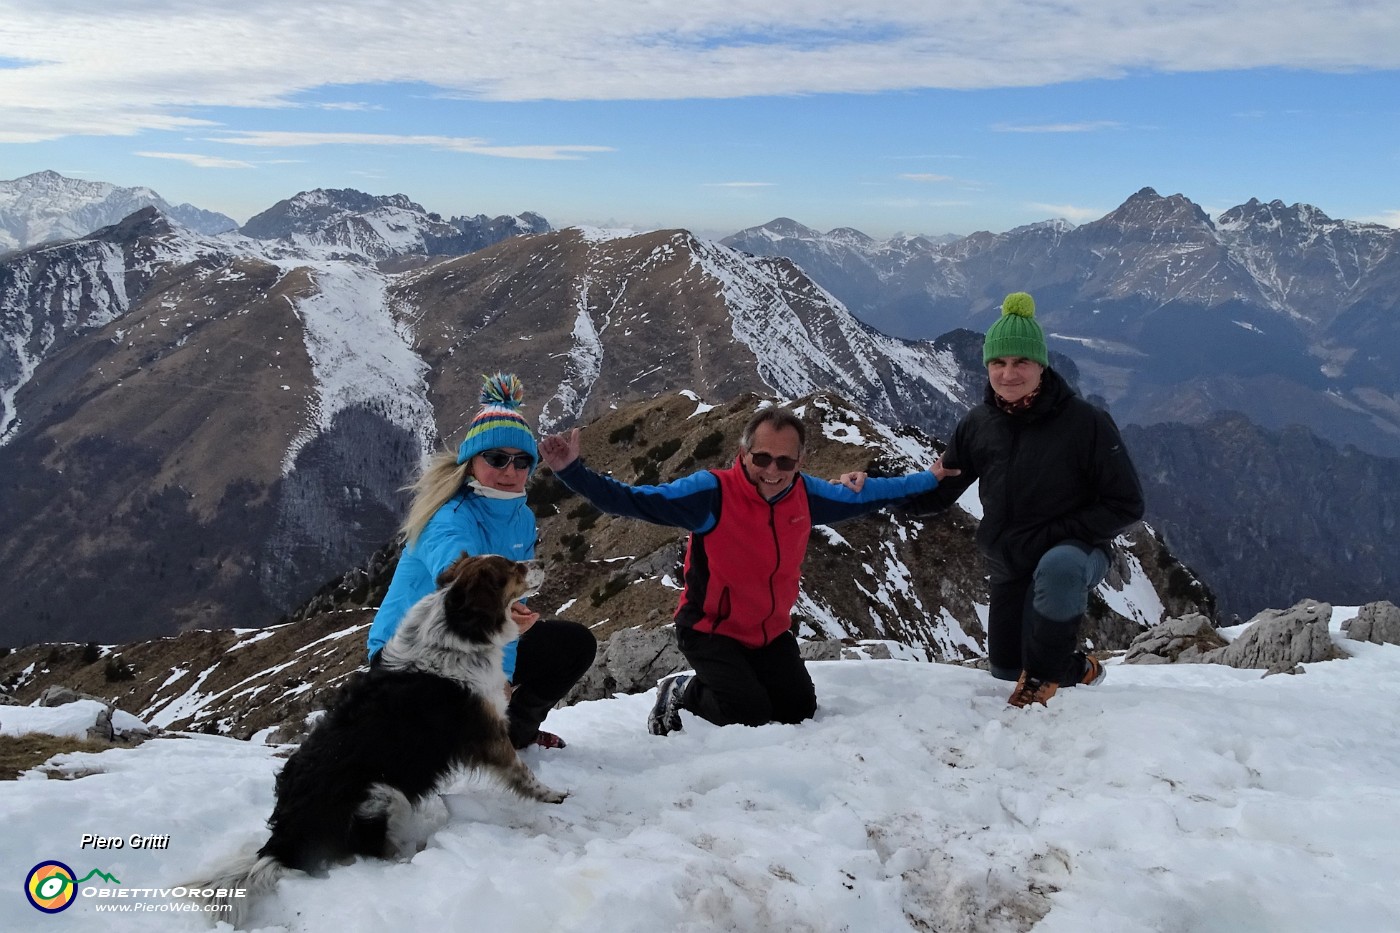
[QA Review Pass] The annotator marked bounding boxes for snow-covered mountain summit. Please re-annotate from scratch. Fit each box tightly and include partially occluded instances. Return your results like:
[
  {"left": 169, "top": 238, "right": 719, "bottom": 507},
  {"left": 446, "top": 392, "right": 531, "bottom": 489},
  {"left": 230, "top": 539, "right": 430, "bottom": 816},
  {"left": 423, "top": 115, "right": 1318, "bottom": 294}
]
[
  {"left": 0, "top": 170, "right": 236, "bottom": 253},
  {"left": 239, "top": 187, "right": 551, "bottom": 261}
]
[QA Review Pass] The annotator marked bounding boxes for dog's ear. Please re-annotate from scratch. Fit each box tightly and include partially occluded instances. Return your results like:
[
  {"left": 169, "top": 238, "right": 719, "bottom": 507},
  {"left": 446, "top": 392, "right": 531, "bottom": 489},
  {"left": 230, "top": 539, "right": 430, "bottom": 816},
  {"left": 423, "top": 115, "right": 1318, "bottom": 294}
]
[
  {"left": 443, "top": 582, "right": 468, "bottom": 614},
  {"left": 476, "top": 558, "right": 516, "bottom": 605},
  {"left": 436, "top": 551, "right": 473, "bottom": 589},
  {"left": 506, "top": 562, "right": 531, "bottom": 603}
]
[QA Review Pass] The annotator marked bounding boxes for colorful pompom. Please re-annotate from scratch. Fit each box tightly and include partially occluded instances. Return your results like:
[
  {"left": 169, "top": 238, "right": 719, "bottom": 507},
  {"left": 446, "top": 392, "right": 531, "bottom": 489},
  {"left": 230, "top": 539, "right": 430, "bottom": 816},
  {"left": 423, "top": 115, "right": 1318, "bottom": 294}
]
[{"left": 479, "top": 372, "right": 525, "bottom": 409}]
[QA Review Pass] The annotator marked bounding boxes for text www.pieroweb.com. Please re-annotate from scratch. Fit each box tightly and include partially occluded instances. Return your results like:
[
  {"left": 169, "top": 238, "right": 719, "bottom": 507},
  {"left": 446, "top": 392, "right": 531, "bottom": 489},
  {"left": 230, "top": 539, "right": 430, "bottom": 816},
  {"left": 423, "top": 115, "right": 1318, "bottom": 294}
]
[{"left": 92, "top": 901, "right": 232, "bottom": 913}]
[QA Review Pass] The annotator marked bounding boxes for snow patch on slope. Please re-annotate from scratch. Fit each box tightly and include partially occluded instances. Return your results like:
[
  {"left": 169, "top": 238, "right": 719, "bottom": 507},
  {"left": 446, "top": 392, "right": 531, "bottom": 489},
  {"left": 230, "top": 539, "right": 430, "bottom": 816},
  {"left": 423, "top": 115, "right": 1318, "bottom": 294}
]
[
  {"left": 1, "top": 241, "right": 135, "bottom": 442},
  {"left": 281, "top": 261, "right": 434, "bottom": 473},
  {"left": 539, "top": 273, "right": 606, "bottom": 433}
]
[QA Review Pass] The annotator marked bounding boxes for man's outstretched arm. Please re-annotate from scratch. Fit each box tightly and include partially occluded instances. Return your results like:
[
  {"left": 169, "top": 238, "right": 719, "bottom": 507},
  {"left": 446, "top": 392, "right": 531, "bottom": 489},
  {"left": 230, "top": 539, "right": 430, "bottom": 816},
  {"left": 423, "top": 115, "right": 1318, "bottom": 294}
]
[{"left": 540, "top": 428, "right": 719, "bottom": 531}]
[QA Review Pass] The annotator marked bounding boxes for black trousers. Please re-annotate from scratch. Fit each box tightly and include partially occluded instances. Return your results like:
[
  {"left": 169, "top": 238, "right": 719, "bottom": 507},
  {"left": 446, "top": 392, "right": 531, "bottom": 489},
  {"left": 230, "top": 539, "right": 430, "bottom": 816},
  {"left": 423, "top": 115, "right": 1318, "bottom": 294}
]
[
  {"left": 987, "top": 577, "right": 1080, "bottom": 683},
  {"left": 986, "top": 541, "right": 1107, "bottom": 684},
  {"left": 507, "top": 619, "right": 597, "bottom": 747},
  {"left": 676, "top": 626, "right": 817, "bottom": 728}
]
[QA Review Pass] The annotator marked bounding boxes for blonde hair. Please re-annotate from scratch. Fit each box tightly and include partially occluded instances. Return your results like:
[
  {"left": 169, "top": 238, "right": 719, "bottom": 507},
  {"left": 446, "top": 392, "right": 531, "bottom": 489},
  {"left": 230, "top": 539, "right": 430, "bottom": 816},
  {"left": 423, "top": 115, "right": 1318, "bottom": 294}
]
[{"left": 400, "top": 450, "right": 472, "bottom": 546}]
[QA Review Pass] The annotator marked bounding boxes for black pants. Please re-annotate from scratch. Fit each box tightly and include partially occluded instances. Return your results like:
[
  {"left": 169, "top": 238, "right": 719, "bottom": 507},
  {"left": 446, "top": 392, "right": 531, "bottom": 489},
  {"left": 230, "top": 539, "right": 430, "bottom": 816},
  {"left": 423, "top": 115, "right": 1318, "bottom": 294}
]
[
  {"left": 986, "top": 541, "right": 1108, "bottom": 683},
  {"left": 987, "top": 577, "right": 1077, "bottom": 682},
  {"left": 676, "top": 627, "right": 817, "bottom": 728},
  {"left": 507, "top": 619, "right": 597, "bottom": 747}
]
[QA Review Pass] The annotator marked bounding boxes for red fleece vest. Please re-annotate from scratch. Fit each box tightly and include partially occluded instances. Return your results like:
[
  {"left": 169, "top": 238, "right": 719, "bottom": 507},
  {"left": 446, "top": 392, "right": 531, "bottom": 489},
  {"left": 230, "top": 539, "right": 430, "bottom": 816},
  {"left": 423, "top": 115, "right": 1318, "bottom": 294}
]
[{"left": 676, "top": 458, "right": 812, "bottom": 648}]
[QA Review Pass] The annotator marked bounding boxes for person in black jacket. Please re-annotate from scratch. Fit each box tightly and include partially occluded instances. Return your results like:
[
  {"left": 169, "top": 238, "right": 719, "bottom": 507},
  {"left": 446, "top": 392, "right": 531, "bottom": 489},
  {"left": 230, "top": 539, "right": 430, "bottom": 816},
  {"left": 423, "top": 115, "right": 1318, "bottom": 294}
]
[{"left": 866, "top": 292, "right": 1145, "bottom": 707}]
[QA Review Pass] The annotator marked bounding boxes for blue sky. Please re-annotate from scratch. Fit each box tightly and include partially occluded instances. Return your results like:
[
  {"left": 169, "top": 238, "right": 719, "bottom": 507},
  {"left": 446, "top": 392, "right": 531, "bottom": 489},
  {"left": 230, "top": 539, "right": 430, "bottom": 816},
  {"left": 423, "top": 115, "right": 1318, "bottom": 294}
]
[{"left": 2, "top": 1, "right": 1398, "bottom": 238}]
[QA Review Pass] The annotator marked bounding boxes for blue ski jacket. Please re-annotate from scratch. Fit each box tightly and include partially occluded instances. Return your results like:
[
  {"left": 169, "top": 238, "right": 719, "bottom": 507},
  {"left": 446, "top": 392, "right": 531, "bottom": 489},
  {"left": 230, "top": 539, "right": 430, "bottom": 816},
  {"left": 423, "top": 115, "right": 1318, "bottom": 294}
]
[{"left": 366, "top": 489, "right": 535, "bottom": 676}]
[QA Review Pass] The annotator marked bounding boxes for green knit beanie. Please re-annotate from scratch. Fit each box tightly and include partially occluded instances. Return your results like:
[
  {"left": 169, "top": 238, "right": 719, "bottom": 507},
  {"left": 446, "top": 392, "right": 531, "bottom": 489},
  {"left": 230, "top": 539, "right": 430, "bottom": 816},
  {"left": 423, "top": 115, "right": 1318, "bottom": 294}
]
[{"left": 982, "top": 292, "right": 1048, "bottom": 367}]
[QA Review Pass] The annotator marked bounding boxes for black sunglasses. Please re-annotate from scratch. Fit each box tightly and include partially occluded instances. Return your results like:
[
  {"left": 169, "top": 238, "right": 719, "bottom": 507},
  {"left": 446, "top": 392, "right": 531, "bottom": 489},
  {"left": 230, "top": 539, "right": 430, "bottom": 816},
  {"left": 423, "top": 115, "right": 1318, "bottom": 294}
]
[
  {"left": 747, "top": 452, "right": 800, "bottom": 471},
  {"left": 479, "top": 449, "right": 534, "bottom": 470}
]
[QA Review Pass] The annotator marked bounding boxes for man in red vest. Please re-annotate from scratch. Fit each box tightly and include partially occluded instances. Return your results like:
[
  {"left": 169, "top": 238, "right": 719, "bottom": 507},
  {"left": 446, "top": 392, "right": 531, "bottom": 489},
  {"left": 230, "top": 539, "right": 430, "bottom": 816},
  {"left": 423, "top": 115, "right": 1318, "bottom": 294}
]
[{"left": 540, "top": 405, "right": 955, "bottom": 735}]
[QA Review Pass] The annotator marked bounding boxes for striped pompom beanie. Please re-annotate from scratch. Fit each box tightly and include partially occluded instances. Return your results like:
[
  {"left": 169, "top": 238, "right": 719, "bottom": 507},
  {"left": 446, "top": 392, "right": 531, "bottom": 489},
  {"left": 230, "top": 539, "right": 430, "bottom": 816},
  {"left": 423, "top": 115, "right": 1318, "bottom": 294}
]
[{"left": 455, "top": 373, "right": 538, "bottom": 470}]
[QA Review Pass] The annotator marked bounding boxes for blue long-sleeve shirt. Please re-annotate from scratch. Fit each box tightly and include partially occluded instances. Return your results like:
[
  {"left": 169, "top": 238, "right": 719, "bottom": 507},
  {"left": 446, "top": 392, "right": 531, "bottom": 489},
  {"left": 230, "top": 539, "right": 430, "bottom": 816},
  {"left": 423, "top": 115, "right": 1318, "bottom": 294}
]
[
  {"left": 553, "top": 456, "right": 939, "bottom": 531},
  {"left": 554, "top": 455, "right": 939, "bottom": 645}
]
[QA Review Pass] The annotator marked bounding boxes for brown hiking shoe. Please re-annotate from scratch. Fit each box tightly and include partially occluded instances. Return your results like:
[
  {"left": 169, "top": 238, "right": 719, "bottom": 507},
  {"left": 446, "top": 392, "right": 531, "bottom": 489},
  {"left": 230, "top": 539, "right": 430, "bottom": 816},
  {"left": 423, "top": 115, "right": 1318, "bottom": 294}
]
[
  {"left": 1008, "top": 672, "right": 1059, "bottom": 708},
  {"left": 1078, "top": 654, "right": 1106, "bottom": 686}
]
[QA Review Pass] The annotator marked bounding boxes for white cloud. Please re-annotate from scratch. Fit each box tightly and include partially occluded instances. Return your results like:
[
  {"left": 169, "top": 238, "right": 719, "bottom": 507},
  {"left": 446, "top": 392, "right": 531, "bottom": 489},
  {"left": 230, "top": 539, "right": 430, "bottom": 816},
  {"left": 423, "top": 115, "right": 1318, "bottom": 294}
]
[
  {"left": 317, "top": 102, "right": 384, "bottom": 112},
  {"left": 899, "top": 173, "right": 954, "bottom": 182},
  {"left": 702, "top": 181, "right": 775, "bottom": 188},
  {"left": 992, "top": 121, "right": 1124, "bottom": 133},
  {"left": 208, "top": 130, "right": 613, "bottom": 161},
  {"left": 1, "top": 2, "right": 1397, "bottom": 140},
  {"left": 1357, "top": 209, "right": 1400, "bottom": 229},
  {"left": 135, "top": 150, "right": 255, "bottom": 169},
  {"left": 1027, "top": 201, "right": 1107, "bottom": 223}
]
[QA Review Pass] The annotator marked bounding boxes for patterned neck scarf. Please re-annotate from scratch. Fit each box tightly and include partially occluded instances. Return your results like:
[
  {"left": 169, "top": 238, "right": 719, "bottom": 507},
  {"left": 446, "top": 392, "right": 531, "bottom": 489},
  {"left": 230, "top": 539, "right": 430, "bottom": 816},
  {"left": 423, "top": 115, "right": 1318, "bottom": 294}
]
[{"left": 993, "top": 384, "right": 1041, "bottom": 415}]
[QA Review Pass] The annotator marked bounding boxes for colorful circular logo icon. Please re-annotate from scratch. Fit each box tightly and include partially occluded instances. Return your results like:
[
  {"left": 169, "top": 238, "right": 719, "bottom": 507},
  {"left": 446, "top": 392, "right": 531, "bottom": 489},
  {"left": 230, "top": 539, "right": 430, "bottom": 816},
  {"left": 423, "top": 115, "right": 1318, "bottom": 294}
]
[{"left": 25, "top": 861, "right": 78, "bottom": 913}]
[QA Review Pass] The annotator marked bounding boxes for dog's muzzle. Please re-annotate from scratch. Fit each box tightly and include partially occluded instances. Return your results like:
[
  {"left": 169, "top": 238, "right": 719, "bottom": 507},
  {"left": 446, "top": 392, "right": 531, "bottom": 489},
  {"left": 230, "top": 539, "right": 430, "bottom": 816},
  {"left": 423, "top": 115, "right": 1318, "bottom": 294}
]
[{"left": 522, "top": 561, "right": 545, "bottom": 596}]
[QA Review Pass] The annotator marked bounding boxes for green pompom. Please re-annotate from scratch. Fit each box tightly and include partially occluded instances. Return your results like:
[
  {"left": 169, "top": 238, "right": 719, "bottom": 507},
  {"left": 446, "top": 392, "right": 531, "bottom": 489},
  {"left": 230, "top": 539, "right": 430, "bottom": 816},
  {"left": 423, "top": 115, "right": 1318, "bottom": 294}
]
[{"left": 1001, "top": 292, "right": 1035, "bottom": 318}]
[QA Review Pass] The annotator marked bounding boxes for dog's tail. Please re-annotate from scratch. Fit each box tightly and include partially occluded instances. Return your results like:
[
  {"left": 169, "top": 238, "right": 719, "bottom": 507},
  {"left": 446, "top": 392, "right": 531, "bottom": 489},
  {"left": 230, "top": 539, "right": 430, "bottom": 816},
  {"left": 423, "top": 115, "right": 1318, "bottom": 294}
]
[{"left": 182, "top": 850, "right": 291, "bottom": 928}]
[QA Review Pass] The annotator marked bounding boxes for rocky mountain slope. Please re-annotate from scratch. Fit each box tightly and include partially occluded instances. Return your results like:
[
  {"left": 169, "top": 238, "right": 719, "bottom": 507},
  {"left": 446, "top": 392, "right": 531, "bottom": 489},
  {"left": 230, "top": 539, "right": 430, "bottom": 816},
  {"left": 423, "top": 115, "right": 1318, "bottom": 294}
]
[
  {"left": 0, "top": 207, "right": 979, "bottom": 646},
  {"left": 0, "top": 170, "right": 236, "bottom": 253},
  {"left": 3, "top": 184, "right": 1392, "bottom": 646},
  {"left": 0, "top": 390, "right": 1209, "bottom": 738},
  {"left": 1124, "top": 413, "right": 1400, "bottom": 620},
  {"left": 726, "top": 189, "right": 1400, "bottom": 459},
  {"left": 722, "top": 218, "right": 961, "bottom": 328}
]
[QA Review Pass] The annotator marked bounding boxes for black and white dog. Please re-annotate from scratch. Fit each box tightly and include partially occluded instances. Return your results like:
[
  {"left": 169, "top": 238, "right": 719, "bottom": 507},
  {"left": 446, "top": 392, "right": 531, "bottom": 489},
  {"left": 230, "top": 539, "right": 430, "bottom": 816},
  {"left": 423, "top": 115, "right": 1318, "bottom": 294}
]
[{"left": 187, "top": 554, "right": 565, "bottom": 925}]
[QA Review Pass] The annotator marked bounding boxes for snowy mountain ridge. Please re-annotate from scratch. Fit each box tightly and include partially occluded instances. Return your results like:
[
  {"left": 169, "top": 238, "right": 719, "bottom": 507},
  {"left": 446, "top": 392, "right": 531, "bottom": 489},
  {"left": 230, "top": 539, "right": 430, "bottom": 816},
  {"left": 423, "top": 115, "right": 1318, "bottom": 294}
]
[
  {"left": 239, "top": 187, "right": 552, "bottom": 262},
  {"left": 0, "top": 170, "right": 237, "bottom": 253},
  {"left": 0, "top": 212, "right": 1034, "bottom": 644},
  {"left": 0, "top": 209, "right": 435, "bottom": 449},
  {"left": 725, "top": 187, "right": 1400, "bottom": 465}
]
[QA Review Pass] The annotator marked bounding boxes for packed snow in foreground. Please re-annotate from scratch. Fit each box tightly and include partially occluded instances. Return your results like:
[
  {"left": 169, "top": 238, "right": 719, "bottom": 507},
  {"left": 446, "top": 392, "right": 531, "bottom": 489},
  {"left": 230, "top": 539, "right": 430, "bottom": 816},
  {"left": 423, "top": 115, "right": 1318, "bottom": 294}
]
[{"left": 2, "top": 609, "right": 1396, "bottom": 932}]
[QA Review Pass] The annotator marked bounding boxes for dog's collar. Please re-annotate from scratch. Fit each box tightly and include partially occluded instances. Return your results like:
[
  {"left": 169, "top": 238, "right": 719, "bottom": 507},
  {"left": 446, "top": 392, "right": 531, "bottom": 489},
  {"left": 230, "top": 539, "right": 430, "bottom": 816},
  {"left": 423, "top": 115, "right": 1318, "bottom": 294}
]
[{"left": 467, "top": 478, "right": 527, "bottom": 500}]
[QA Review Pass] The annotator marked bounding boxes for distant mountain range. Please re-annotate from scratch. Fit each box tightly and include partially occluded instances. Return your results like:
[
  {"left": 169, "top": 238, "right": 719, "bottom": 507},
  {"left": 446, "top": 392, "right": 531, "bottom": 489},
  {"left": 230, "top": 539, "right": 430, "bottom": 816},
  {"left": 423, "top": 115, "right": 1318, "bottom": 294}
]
[
  {"left": 1, "top": 176, "right": 1395, "bottom": 643},
  {"left": 239, "top": 187, "right": 551, "bottom": 261},
  {"left": 0, "top": 170, "right": 237, "bottom": 252},
  {"left": 724, "top": 190, "right": 1400, "bottom": 459},
  {"left": 0, "top": 202, "right": 998, "bottom": 645}
]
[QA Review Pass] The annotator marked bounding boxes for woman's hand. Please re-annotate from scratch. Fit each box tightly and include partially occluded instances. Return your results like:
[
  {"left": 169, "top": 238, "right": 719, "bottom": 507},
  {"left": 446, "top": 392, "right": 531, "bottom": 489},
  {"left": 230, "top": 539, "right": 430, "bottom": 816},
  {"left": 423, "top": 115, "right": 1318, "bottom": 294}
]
[
  {"left": 931, "top": 456, "right": 961, "bottom": 482},
  {"left": 510, "top": 600, "right": 540, "bottom": 635}
]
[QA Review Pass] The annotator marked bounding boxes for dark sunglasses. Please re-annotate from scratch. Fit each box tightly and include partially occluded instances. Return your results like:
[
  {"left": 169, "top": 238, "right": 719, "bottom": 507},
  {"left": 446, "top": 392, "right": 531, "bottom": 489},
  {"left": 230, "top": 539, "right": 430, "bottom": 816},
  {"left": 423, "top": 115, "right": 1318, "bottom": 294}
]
[
  {"left": 747, "top": 452, "right": 800, "bottom": 471},
  {"left": 479, "top": 449, "right": 534, "bottom": 470}
]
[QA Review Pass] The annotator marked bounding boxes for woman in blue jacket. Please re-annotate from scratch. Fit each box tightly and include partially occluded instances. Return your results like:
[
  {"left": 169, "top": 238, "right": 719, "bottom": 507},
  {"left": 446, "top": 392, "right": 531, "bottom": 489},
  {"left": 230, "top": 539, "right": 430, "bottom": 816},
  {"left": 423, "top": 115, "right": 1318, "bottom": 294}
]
[{"left": 366, "top": 374, "right": 596, "bottom": 749}]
